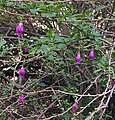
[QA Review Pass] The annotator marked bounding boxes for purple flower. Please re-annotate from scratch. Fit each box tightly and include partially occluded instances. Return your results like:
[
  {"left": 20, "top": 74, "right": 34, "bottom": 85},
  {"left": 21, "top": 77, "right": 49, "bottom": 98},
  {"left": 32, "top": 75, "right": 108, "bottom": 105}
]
[
  {"left": 16, "top": 23, "right": 24, "bottom": 36},
  {"left": 76, "top": 53, "right": 81, "bottom": 64},
  {"left": 22, "top": 47, "right": 29, "bottom": 54},
  {"left": 19, "top": 94, "right": 25, "bottom": 103},
  {"left": 111, "top": 81, "right": 115, "bottom": 86},
  {"left": 72, "top": 102, "right": 78, "bottom": 113},
  {"left": 110, "top": 76, "right": 115, "bottom": 87},
  {"left": 19, "top": 67, "right": 25, "bottom": 78},
  {"left": 89, "top": 50, "right": 94, "bottom": 60}
]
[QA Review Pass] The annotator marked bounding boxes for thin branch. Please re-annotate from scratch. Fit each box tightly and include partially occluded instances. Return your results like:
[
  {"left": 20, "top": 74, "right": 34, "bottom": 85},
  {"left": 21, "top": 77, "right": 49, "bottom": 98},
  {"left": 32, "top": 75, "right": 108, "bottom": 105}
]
[
  {"left": 37, "top": 94, "right": 64, "bottom": 119},
  {"left": 10, "top": 0, "right": 92, "bottom": 3}
]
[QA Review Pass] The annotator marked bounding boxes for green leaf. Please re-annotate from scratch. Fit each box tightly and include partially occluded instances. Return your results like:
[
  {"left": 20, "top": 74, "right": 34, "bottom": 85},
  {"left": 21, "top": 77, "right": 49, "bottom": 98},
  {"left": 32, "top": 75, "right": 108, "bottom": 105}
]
[
  {"left": 95, "top": 5, "right": 108, "bottom": 11},
  {"left": 37, "top": 82, "right": 46, "bottom": 87},
  {"left": 57, "top": 44, "right": 66, "bottom": 49},
  {"left": 94, "top": 69, "right": 102, "bottom": 73},
  {"left": 47, "top": 55, "right": 54, "bottom": 60},
  {"left": 112, "top": 74, "right": 115, "bottom": 78},
  {"left": 41, "top": 13, "right": 56, "bottom": 18},
  {"left": 30, "top": 9, "right": 38, "bottom": 14},
  {"left": 47, "top": 29, "right": 56, "bottom": 38},
  {"left": 0, "top": 40, "right": 6, "bottom": 48},
  {"left": 63, "top": 112, "right": 73, "bottom": 118},
  {"left": 54, "top": 35, "right": 63, "bottom": 42},
  {"left": 92, "top": 31, "right": 100, "bottom": 36},
  {"left": 6, "top": 1, "right": 14, "bottom": 6},
  {"left": 52, "top": 95, "right": 58, "bottom": 100},
  {"left": 40, "top": 45, "right": 49, "bottom": 51},
  {"left": 0, "top": 72, "right": 5, "bottom": 77}
]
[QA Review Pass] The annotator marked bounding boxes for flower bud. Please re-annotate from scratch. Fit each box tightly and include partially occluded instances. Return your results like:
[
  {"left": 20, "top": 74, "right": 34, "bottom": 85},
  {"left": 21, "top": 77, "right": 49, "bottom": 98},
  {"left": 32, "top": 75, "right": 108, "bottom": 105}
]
[
  {"left": 22, "top": 47, "right": 29, "bottom": 54},
  {"left": 89, "top": 50, "right": 94, "bottom": 60},
  {"left": 72, "top": 102, "right": 78, "bottom": 113},
  {"left": 19, "top": 67, "right": 25, "bottom": 78},
  {"left": 110, "top": 76, "right": 115, "bottom": 87},
  {"left": 19, "top": 94, "right": 25, "bottom": 103},
  {"left": 76, "top": 53, "right": 81, "bottom": 64},
  {"left": 16, "top": 23, "right": 24, "bottom": 36}
]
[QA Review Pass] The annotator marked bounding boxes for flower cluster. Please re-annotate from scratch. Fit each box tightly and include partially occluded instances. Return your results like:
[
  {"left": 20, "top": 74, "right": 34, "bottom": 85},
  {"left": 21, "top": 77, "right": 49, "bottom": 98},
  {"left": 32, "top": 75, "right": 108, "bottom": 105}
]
[
  {"left": 76, "top": 50, "right": 95, "bottom": 64},
  {"left": 16, "top": 23, "right": 26, "bottom": 103},
  {"left": 15, "top": 22, "right": 95, "bottom": 112}
]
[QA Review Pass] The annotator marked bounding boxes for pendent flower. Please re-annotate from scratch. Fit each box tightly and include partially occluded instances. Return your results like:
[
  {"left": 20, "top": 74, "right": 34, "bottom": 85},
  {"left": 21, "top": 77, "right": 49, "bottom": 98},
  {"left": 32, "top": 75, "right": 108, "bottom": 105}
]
[
  {"left": 16, "top": 23, "right": 24, "bottom": 36},
  {"left": 19, "top": 67, "right": 25, "bottom": 78},
  {"left": 19, "top": 94, "right": 25, "bottom": 103},
  {"left": 72, "top": 102, "right": 78, "bottom": 113},
  {"left": 22, "top": 47, "right": 29, "bottom": 54},
  {"left": 76, "top": 53, "right": 81, "bottom": 64},
  {"left": 110, "top": 76, "right": 115, "bottom": 87},
  {"left": 89, "top": 50, "right": 94, "bottom": 60}
]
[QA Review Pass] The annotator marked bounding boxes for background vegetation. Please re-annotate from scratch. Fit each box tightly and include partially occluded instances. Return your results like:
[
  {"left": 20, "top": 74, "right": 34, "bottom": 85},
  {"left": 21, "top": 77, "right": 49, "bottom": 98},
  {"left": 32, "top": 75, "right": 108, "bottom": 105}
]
[{"left": 0, "top": 0, "right": 115, "bottom": 119}]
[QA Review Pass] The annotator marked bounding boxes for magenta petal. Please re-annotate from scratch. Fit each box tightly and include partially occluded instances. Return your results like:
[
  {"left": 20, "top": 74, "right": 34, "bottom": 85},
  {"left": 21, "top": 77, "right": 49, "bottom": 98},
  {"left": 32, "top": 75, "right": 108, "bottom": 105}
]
[
  {"left": 89, "top": 50, "right": 94, "bottom": 60},
  {"left": 19, "top": 67, "right": 25, "bottom": 78},
  {"left": 23, "top": 47, "right": 29, "bottom": 54},
  {"left": 19, "top": 94, "right": 25, "bottom": 103},
  {"left": 72, "top": 102, "right": 78, "bottom": 113},
  {"left": 16, "top": 23, "right": 24, "bottom": 36},
  {"left": 76, "top": 54, "right": 81, "bottom": 64}
]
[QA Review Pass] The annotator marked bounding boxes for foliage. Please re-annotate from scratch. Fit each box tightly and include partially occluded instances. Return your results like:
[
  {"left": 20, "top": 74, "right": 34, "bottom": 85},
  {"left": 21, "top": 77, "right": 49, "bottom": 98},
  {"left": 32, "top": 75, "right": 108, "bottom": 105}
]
[{"left": 0, "top": 0, "right": 115, "bottom": 119}]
